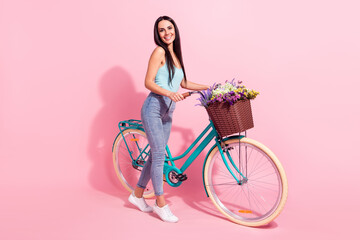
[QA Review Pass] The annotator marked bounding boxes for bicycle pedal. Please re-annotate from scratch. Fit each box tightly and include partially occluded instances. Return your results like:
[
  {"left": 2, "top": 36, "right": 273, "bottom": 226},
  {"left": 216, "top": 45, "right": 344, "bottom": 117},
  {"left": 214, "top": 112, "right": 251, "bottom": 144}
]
[{"left": 176, "top": 174, "right": 188, "bottom": 182}]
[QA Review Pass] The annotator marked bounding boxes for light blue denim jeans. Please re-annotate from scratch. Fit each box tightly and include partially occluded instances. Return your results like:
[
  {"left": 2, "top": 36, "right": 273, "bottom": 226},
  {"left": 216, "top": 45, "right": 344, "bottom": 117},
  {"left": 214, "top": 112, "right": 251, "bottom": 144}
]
[{"left": 137, "top": 92, "right": 175, "bottom": 196}]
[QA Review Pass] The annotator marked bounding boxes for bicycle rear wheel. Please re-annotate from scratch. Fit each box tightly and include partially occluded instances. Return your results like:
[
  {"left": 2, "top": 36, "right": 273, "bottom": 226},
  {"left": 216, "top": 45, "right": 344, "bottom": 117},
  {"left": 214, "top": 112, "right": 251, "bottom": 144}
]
[
  {"left": 113, "top": 128, "right": 154, "bottom": 198},
  {"left": 204, "top": 137, "right": 288, "bottom": 226}
]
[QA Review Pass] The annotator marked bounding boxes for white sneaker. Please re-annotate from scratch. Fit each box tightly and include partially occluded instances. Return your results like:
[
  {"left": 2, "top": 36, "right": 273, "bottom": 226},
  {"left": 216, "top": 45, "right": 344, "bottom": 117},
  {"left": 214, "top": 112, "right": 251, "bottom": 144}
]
[
  {"left": 153, "top": 203, "right": 179, "bottom": 223},
  {"left": 128, "top": 192, "right": 153, "bottom": 213}
]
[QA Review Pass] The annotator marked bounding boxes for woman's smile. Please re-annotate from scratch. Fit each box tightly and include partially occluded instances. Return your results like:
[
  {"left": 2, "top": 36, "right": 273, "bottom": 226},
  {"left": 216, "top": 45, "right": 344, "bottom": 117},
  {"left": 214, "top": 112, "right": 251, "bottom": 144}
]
[{"left": 164, "top": 35, "right": 173, "bottom": 41}]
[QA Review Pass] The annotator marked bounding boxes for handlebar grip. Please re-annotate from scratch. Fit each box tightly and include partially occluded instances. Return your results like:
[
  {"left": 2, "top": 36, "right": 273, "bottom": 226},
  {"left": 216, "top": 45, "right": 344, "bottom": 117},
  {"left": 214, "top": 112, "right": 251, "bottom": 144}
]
[{"left": 182, "top": 92, "right": 192, "bottom": 98}]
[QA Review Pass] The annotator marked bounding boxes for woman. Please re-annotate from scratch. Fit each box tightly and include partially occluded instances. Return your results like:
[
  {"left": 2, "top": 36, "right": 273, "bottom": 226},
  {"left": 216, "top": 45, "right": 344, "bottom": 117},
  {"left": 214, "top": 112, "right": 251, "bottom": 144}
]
[{"left": 128, "top": 16, "right": 209, "bottom": 223}]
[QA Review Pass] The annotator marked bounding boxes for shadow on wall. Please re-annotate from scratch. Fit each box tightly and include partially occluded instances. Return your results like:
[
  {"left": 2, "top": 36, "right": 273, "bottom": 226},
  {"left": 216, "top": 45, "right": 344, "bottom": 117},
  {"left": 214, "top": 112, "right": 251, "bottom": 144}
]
[
  {"left": 87, "top": 66, "right": 197, "bottom": 198},
  {"left": 87, "top": 66, "right": 146, "bottom": 197}
]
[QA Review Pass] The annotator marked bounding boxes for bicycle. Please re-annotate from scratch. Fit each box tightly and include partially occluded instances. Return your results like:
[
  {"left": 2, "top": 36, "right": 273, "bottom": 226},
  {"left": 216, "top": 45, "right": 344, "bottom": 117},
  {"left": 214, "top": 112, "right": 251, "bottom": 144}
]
[{"left": 112, "top": 91, "right": 288, "bottom": 227}]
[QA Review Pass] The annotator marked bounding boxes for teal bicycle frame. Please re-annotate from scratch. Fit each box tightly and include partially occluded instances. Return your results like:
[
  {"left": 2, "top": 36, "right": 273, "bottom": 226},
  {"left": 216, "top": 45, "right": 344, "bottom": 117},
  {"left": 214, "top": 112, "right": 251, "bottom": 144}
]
[{"left": 113, "top": 119, "right": 246, "bottom": 196}]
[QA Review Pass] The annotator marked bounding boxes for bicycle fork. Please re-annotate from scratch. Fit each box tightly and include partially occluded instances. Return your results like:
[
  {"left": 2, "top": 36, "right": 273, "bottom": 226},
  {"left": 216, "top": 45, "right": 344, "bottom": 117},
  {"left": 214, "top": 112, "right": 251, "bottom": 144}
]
[{"left": 215, "top": 139, "right": 248, "bottom": 185}]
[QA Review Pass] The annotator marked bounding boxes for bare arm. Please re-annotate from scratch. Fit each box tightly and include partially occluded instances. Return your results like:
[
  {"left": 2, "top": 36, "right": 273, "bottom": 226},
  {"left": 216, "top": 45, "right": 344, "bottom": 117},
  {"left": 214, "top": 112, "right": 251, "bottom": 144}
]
[
  {"left": 144, "top": 47, "right": 184, "bottom": 102},
  {"left": 180, "top": 79, "right": 210, "bottom": 91}
]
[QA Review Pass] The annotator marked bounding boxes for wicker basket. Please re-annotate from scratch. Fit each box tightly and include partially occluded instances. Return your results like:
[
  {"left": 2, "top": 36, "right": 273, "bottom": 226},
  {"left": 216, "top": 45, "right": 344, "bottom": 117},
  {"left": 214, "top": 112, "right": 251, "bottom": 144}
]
[{"left": 206, "top": 99, "right": 254, "bottom": 138}]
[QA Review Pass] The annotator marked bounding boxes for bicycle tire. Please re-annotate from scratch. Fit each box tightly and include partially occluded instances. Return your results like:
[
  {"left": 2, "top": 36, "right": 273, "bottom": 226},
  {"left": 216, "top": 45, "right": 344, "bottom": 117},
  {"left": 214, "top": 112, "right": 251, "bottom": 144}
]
[
  {"left": 112, "top": 128, "right": 155, "bottom": 198},
  {"left": 204, "top": 137, "right": 288, "bottom": 226}
]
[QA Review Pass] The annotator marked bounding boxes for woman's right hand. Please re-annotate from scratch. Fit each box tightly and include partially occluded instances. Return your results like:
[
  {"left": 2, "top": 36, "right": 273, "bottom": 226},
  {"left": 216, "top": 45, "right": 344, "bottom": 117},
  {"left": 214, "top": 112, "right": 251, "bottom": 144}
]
[{"left": 168, "top": 92, "right": 185, "bottom": 102}]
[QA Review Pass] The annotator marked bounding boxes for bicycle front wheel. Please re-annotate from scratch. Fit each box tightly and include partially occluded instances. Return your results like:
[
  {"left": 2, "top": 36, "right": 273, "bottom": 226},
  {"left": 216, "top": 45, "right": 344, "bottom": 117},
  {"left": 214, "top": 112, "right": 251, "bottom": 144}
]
[
  {"left": 204, "top": 137, "right": 288, "bottom": 227},
  {"left": 113, "top": 128, "right": 154, "bottom": 198}
]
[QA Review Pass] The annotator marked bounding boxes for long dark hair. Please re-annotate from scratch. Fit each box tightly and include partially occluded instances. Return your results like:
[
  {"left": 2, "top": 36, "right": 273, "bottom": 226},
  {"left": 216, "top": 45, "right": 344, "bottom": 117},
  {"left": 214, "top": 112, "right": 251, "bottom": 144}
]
[{"left": 154, "top": 16, "right": 187, "bottom": 84}]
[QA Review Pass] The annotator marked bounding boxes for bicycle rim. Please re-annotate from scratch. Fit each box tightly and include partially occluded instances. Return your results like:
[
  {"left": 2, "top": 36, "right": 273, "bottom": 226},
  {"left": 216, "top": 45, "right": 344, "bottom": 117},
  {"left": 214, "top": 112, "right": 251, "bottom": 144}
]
[
  {"left": 204, "top": 137, "right": 287, "bottom": 226},
  {"left": 113, "top": 129, "right": 154, "bottom": 198}
]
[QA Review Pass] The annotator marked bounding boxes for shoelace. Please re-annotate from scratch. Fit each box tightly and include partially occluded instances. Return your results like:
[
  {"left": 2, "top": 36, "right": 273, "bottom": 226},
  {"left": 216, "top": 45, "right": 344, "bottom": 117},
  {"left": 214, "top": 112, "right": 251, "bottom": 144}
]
[
  {"left": 163, "top": 206, "right": 174, "bottom": 217},
  {"left": 139, "top": 198, "right": 149, "bottom": 207},
  {"left": 133, "top": 194, "right": 149, "bottom": 209}
]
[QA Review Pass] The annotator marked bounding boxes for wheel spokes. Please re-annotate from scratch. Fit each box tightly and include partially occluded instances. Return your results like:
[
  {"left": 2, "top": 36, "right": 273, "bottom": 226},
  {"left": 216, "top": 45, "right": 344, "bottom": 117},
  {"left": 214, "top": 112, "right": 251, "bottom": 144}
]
[{"left": 207, "top": 140, "right": 283, "bottom": 222}]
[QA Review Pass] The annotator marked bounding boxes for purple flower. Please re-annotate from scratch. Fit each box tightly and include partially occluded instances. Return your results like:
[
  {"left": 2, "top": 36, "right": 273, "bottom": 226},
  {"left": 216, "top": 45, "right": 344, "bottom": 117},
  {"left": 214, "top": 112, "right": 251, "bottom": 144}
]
[{"left": 197, "top": 79, "right": 258, "bottom": 107}]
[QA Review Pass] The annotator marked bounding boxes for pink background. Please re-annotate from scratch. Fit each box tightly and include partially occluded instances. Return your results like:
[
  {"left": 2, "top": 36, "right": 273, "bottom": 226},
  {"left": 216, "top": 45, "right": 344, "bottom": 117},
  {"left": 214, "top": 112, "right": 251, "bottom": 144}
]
[{"left": 1, "top": 0, "right": 359, "bottom": 239}]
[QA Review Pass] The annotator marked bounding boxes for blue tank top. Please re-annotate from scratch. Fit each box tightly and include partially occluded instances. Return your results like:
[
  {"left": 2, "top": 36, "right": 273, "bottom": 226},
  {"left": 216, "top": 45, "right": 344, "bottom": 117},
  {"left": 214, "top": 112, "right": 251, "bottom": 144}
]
[{"left": 154, "top": 62, "right": 184, "bottom": 92}]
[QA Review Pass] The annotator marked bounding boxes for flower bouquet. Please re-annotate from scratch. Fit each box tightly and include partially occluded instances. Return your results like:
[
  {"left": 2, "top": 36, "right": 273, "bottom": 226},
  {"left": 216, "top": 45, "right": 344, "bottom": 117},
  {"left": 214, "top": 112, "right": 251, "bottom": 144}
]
[{"left": 198, "top": 79, "right": 259, "bottom": 138}]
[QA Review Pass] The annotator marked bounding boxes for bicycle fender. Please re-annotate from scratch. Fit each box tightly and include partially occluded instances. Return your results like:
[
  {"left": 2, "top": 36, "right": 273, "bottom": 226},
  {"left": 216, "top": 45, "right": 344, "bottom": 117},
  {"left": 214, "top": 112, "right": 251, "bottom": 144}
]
[{"left": 202, "top": 135, "right": 244, "bottom": 197}]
